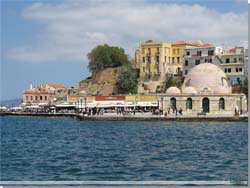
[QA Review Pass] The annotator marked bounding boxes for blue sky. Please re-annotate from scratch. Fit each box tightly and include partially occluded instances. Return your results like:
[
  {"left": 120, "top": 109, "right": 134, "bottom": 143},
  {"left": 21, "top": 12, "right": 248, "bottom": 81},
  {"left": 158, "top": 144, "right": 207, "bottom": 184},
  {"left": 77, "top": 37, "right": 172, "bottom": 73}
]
[{"left": 1, "top": 0, "right": 248, "bottom": 100}]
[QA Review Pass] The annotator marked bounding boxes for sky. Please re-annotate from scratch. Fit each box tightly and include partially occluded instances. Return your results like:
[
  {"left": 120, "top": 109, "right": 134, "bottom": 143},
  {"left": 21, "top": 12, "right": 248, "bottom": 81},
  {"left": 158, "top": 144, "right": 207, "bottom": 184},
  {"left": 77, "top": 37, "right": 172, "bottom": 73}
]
[{"left": 1, "top": 0, "right": 248, "bottom": 100}]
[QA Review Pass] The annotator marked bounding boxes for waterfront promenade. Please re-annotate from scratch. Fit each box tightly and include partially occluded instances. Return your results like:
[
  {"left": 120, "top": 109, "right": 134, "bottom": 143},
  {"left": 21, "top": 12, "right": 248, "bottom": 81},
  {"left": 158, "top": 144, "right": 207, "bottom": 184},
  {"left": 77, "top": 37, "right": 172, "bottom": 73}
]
[{"left": 0, "top": 111, "right": 248, "bottom": 122}]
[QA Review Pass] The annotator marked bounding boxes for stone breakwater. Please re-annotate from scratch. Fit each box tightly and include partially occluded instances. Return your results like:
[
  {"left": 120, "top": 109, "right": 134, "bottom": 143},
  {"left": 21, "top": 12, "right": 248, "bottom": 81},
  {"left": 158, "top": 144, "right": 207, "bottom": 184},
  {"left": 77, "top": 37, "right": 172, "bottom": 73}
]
[{"left": 0, "top": 112, "right": 248, "bottom": 122}]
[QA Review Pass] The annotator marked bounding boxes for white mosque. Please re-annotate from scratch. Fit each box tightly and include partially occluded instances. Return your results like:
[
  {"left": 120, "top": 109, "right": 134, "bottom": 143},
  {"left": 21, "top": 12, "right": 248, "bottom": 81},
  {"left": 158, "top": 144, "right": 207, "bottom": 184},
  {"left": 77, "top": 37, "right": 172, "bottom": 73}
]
[{"left": 162, "top": 63, "right": 247, "bottom": 116}]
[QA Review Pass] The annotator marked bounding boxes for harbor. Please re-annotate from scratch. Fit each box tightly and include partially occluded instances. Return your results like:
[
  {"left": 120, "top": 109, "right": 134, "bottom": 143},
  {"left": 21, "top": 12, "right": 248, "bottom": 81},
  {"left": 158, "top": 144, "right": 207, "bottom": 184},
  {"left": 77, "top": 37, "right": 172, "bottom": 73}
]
[
  {"left": 1, "top": 116, "right": 247, "bottom": 182},
  {"left": 0, "top": 111, "right": 248, "bottom": 122}
]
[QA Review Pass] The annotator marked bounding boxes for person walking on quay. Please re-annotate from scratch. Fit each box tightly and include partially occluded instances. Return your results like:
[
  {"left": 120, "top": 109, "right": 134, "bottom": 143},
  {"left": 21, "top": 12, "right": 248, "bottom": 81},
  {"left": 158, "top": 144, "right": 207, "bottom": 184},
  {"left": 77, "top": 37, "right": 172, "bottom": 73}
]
[
  {"left": 175, "top": 108, "right": 178, "bottom": 116},
  {"left": 179, "top": 108, "right": 183, "bottom": 116}
]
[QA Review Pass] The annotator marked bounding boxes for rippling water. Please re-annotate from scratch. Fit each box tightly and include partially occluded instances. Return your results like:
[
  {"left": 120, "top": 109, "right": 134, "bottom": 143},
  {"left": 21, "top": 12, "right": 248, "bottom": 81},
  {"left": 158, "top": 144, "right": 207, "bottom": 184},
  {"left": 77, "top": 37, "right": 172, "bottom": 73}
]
[{"left": 0, "top": 116, "right": 247, "bottom": 181}]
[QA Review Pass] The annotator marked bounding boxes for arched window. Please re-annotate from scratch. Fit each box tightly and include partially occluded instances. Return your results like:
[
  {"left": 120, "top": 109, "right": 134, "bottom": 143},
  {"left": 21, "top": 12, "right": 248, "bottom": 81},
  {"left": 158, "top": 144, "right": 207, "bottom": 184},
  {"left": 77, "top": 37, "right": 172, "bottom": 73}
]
[
  {"left": 186, "top": 98, "right": 192, "bottom": 110},
  {"left": 219, "top": 98, "right": 225, "bottom": 110},
  {"left": 170, "top": 98, "right": 176, "bottom": 109}
]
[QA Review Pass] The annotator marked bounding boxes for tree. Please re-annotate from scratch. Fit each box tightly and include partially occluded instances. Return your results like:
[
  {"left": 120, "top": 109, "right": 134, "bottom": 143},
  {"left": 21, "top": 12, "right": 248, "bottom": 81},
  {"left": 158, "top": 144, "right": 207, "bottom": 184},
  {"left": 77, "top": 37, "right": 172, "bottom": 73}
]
[
  {"left": 87, "top": 44, "right": 128, "bottom": 73},
  {"left": 164, "top": 76, "right": 182, "bottom": 91},
  {"left": 117, "top": 64, "right": 138, "bottom": 94}
]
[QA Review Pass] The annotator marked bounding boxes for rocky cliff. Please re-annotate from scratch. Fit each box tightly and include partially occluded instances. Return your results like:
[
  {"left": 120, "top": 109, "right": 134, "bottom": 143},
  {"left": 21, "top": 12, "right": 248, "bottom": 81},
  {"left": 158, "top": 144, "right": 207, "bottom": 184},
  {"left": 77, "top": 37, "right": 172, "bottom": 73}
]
[{"left": 79, "top": 67, "right": 122, "bottom": 96}]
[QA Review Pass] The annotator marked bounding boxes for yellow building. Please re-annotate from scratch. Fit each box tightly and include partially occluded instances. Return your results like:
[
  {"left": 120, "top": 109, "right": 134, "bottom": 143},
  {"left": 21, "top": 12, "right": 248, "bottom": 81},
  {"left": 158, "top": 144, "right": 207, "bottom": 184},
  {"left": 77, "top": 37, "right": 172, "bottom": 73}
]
[{"left": 135, "top": 40, "right": 199, "bottom": 81}]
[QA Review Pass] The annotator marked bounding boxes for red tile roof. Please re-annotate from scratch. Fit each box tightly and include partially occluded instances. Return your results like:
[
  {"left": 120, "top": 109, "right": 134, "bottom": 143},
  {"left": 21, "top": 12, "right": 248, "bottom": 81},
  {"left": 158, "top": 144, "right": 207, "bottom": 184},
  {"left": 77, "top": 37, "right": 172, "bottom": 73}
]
[
  {"left": 47, "top": 84, "right": 65, "bottom": 89},
  {"left": 229, "top": 48, "right": 236, "bottom": 52}
]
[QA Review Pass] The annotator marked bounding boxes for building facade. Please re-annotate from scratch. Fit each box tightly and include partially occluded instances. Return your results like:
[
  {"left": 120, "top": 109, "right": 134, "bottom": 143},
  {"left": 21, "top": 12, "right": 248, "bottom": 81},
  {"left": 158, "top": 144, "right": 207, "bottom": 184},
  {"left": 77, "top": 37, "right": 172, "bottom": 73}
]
[
  {"left": 244, "top": 48, "right": 248, "bottom": 77},
  {"left": 22, "top": 84, "right": 66, "bottom": 106},
  {"left": 23, "top": 87, "right": 50, "bottom": 106},
  {"left": 214, "top": 47, "right": 245, "bottom": 85},
  {"left": 183, "top": 44, "right": 223, "bottom": 76},
  {"left": 162, "top": 63, "right": 247, "bottom": 115},
  {"left": 135, "top": 40, "right": 199, "bottom": 81}
]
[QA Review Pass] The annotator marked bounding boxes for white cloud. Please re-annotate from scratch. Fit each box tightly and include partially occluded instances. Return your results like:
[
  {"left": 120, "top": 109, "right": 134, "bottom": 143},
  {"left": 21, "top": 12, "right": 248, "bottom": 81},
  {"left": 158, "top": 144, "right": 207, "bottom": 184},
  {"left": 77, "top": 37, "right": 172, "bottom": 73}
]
[{"left": 7, "top": 0, "right": 248, "bottom": 64}]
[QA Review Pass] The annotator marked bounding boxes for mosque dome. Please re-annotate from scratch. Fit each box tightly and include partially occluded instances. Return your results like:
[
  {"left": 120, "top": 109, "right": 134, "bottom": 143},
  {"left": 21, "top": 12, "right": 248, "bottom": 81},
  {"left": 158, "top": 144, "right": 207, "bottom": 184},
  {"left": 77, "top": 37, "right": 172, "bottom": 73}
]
[
  {"left": 182, "top": 63, "right": 231, "bottom": 94},
  {"left": 166, "top": 87, "right": 181, "bottom": 94},
  {"left": 182, "top": 86, "right": 197, "bottom": 94}
]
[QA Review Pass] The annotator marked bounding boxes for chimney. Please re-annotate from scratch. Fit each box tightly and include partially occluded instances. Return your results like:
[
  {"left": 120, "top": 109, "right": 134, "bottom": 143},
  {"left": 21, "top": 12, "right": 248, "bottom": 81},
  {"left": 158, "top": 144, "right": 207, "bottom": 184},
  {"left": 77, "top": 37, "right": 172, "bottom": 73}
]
[{"left": 30, "top": 84, "right": 33, "bottom": 89}]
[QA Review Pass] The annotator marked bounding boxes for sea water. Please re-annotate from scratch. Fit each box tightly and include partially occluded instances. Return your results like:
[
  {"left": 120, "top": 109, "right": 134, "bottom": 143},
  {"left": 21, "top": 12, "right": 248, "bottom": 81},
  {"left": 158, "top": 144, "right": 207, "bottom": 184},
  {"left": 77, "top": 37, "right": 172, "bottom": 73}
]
[{"left": 0, "top": 116, "right": 247, "bottom": 181}]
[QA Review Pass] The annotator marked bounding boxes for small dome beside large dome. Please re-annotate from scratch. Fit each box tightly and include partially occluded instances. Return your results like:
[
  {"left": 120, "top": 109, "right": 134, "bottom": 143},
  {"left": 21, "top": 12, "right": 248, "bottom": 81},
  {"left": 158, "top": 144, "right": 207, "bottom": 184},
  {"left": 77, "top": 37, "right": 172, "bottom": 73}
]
[
  {"left": 166, "top": 87, "right": 181, "bottom": 94},
  {"left": 182, "top": 64, "right": 231, "bottom": 94}
]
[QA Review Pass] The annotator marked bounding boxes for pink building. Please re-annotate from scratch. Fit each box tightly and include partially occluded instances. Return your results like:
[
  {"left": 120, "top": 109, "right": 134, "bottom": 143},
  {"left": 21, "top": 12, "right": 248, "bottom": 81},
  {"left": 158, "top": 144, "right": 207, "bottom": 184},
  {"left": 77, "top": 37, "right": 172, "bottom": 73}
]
[
  {"left": 22, "top": 84, "right": 66, "bottom": 106},
  {"left": 23, "top": 88, "right": 50, "bottom": 105}
]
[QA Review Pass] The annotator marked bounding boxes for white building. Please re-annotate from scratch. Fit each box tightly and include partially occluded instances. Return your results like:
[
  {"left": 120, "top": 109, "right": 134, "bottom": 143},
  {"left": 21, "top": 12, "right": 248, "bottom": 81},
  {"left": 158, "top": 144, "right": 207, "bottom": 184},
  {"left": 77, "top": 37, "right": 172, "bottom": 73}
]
[
  {"left": 244, "top": 48, "right": 248, "bottom": 77},
  {"left": 183, "top": 44, "right": 223, "bottom": 76},
  {"left": 214, "top": 47, "right": 245, "bottom": 85},
  {"left": 163, "top": 63, "right": 247, "bottom": 116}
]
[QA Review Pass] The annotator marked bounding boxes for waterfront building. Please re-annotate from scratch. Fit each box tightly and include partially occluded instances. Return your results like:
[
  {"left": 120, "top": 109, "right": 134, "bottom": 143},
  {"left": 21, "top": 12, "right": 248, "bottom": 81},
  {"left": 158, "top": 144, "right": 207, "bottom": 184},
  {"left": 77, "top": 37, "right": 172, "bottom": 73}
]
[
  {"left": 162, "top": 63, "right": 247, "bottom": 115},
  {"left": 135, "top": 40, "right": 199, "bottom": 80},
  {"left": 135, "top": 40, "right": 199, "bottom": 93},
  {"left": 183, "top": 44, "right": 223, "bottom": 77},
  {"left": 213, "top": 47, "right": 245, "bottom": 85},
  {"left": 22, "top": 86, "right": 50, "bottom": 106},
  {"left": 22, "top": 83, "right": 66, "bottom": 107},
  {"left": 244, "top": 48, "right": 248, "bottom": 77}
]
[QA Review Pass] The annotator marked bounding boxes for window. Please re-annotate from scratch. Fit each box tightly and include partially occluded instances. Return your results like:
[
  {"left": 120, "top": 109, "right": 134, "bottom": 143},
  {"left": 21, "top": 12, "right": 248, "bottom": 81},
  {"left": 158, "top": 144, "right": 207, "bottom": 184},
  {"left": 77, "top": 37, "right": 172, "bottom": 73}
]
[
  {"left": 195, "top": 59, "right": 200, "bottom": 65},
  {"left": 185, "top": 60, "right": 188, "bottom": 66},
  {"left": 177, "top": 57, "right": 180, "bottom": 63},
  {"left": 147, "top": 56, "right": 151, "bottom": 63},
  {"left": 186, "top": 51, "right": 190, "bottom": 56},
  {"left": 156, "top": 56, "right": 160, "bottom": 63},
  {"left": 197, "top": 51, "right": 202, "bottom": 56},
  {"left": 165, "top": 56, "right": 167, "bottom": 62},
  {"left": 30, "top": 96, "right": 33, "bottom": 100},
  {"left": 45, "top": 96, "right": 47, "bottom": 101},
  {"left": 143, "top": 67, "right": 145, "bottom": 72},
  {"left": 225, "top": 68, "right": 227, "bottom": 73},
  {"left": 173, "top": 49, "right": 176, "bottom": 55},
  {"left": 172, "top": 57, "right": 175, "bottom": 63},
  {"left": 219, "top": 98, "right": 225, "bottom": 110},
  {"left": 239, "top": 57, "right": 243, "bottom": 62},
  {"left": 226, "top": 58, "right": 230, "bottom": 63},
  {"left": 40, "top": 96, "right": 43, "bottom": 100},
  {"left": 185, "top": 70, "right": 188, "bottom": 75},
  {"left": 186, "top": 98, "right": 192, "bottom": 110},
  {"left": 208, "top": 50, "right": 214, "bottom": 56},
  {"left": 228, "top": 68, "right": 231, "bottom": 73},
  {"left": 234, "top": 58, "right": 237, "bottom": 63},
  {"left": 169, "top": 57, "right": 170, "bottom": 63},
  {"left": 236, "top": 68, "right": 238, "bottom": 72},
  {"left": 209, "top": 59, "right": 212, "bottom": 63},
  {"left": 26, "top": 96, "right": 28, "bottom": 100},
  {"left": 142, "top": 57, "right": 145, "bottom": 63},
  {"left": 35, "top": 96, "right": 38, "bottom": 100},
  {"left": 239, "top": 68, "right": 243, "bottom": 72},
  {"left": 205, "top": 59, "right": 208, "bottom": 63},
  {"left": 177, "top": 49, "right": 180, "bottom": 54}
]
